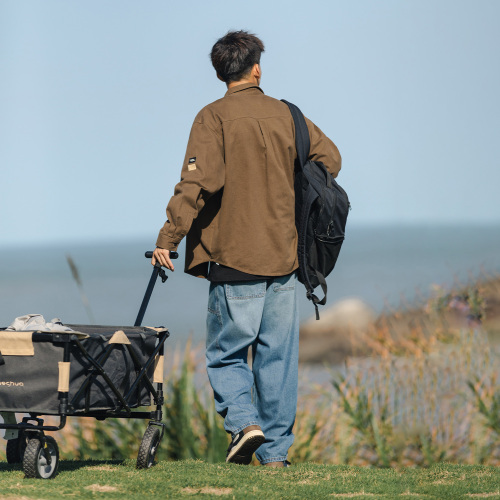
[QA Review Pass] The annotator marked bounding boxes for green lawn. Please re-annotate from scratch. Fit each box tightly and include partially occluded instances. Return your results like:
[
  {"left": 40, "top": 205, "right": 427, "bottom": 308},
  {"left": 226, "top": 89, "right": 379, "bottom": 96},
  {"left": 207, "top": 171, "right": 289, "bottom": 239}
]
[{"left": 1, "top": 461, "right": 500, "bottom": 499}]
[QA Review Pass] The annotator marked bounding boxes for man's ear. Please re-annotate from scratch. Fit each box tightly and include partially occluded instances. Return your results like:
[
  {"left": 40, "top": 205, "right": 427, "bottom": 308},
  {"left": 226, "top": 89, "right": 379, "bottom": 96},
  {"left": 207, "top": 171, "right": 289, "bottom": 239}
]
[
  {"left": 217, "top": 73, "right": 225, "bottom": 82},
  {"left": 253, "top": 63, "right": 261, "bottom": 80}
]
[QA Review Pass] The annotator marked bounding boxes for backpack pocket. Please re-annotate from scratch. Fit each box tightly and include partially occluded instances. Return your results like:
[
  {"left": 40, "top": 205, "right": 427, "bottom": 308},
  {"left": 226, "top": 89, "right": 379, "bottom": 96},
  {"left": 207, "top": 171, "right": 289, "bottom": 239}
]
[{"left": 312, "top": 234, "right": 344, "bottom": 281}]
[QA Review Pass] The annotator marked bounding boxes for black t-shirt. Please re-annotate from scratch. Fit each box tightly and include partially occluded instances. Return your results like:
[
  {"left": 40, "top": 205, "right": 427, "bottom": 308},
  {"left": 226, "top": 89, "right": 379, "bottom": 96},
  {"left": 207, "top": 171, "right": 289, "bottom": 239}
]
[{"left": 208, "top": 263, "right": 272, "bottom": 283}]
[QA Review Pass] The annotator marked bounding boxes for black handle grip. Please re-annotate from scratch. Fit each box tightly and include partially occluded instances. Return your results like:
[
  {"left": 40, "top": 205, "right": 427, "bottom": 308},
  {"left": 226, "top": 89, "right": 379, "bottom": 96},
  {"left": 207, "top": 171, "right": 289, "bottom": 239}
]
[{"left": 145, "top": 250, "right": 179, "bottom": 260}]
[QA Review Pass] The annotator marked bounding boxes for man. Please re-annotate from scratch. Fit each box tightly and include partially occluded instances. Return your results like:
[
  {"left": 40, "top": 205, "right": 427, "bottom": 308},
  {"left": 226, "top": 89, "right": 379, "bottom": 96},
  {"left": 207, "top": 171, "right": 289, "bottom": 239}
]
[{"left": 153, "top": 30, "right": 341, "bottom": 467}]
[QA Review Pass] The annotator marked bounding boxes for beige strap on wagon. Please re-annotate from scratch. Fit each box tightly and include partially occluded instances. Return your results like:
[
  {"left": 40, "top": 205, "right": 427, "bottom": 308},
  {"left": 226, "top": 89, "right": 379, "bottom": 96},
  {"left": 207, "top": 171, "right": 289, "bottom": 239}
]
[
  {"left": 58, "top": 362, "right": 71, "bottom": 392},
  {"left": 108, "top": 330, "right": 132, "bottom": 345},
  {"left": 153, "top": 355, "right": 164, "bottom": 383},
  {"left": 0, "top": 332, "right": 34, "bottom": 356}
]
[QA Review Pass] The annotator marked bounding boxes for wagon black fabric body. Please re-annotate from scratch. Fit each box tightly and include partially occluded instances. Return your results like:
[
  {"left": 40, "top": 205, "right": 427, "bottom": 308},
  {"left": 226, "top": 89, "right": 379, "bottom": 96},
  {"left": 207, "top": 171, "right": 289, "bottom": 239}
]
[{"left": 0, "top": 325, "right": 163, "bottom": 415}]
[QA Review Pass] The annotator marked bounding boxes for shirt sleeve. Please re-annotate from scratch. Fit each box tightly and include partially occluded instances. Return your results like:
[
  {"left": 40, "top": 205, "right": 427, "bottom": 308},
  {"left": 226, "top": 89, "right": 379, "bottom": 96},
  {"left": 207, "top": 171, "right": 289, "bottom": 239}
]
[
  {"left": 156, "top": 108, "right": 225, "bottom": 251},
  {"left": 304, "top": 116, "right": 342, "bottom": 178}
]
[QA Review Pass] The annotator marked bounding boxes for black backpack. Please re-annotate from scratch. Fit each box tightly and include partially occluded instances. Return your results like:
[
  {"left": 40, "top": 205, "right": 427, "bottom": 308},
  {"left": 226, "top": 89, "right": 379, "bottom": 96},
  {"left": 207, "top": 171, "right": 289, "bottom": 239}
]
[{"left": 282, "top": 100, "right": 350, "bottom": 320}]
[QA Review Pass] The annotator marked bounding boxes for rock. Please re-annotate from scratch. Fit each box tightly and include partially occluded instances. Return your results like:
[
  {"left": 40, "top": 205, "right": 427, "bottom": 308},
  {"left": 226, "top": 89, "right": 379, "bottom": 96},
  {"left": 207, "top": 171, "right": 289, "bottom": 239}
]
[
  {"left": 299, "top": 298, "right": 375, "bottom": 363},
  {"left": 302, "top": 298, "right": 376, "bottom": 334}
]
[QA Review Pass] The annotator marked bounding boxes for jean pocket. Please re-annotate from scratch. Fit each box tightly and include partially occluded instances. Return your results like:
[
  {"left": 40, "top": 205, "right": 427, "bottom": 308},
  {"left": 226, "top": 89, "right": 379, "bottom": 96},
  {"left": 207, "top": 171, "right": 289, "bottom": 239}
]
[
  {"left": 225, "top": 281, "right": 267, "bottom": 300},
  {"left": 207, "top": 284, "right": 223, "bottom": 338},
  {"left": 273, "top": 273, "right": 296, "bottom": 292},
  {"left": 207, "top": 308, "right": 223, "bottom": 337},
  {"left": 208, "top": 283, "right": 221, "bottom": 314},
  {"left": 273, "top": 283, "right": 295, "bottom": 292}
]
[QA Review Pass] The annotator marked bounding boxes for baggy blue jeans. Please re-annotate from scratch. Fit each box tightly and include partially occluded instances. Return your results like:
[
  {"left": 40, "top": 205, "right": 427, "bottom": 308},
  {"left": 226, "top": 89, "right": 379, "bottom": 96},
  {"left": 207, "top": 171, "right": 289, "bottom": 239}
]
[{"left": 205, "top": 272, "right": 299, "bottom": 464}]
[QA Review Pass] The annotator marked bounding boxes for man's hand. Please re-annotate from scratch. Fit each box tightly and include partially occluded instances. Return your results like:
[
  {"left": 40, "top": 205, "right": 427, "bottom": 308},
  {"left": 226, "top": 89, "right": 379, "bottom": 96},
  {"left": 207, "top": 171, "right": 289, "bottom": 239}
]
[{"left": 152, "top": 248, "right": 175, "bottom": 272}]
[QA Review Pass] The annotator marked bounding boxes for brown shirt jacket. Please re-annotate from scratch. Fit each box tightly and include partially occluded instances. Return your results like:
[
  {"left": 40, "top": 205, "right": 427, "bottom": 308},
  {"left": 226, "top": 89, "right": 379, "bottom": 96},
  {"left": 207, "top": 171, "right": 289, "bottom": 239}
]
[{"left": 156, "top": 83, "right": 341, "bottom": 278}]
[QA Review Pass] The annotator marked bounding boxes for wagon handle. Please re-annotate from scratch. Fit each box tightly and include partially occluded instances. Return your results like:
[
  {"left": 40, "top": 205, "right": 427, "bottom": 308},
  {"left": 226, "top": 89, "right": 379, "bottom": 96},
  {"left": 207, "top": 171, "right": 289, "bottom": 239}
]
[
  {"left": 145, "top": 250, "right": 179, "bottom": 260},
  {"left": 134, "top": 250, "right": 179, "bottom": 327}
]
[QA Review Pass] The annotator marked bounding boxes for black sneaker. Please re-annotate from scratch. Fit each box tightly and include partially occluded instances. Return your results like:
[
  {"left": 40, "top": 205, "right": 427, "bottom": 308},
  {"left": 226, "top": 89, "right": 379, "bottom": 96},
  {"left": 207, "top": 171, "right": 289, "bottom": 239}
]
[
  {"left": 226, "top": 426, "right": 265, "bottom": 464},
  {"left": 263, "top": 460, "right": 291, "bottom": 468}
]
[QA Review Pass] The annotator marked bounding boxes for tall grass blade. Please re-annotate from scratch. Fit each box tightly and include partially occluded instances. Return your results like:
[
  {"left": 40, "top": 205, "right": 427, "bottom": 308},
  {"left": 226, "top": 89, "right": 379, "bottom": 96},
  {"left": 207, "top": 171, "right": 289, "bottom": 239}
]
[{"left": 66, "top": 254, "right": 96, "bottom": 324}]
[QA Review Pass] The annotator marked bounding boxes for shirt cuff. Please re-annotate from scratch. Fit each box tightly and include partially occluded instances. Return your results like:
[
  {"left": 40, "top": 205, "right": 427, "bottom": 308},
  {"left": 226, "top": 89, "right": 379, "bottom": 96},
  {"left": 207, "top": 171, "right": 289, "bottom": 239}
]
[{"left": 156, "top": 232, "right": 180, "bottom": 252}]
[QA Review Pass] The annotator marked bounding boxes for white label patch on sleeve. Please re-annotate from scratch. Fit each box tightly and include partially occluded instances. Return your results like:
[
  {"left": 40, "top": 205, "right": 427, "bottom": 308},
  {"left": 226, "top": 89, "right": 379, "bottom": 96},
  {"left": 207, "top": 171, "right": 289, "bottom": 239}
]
[{"left": 188, "top": 156, "right": 197, "bottom": 171}]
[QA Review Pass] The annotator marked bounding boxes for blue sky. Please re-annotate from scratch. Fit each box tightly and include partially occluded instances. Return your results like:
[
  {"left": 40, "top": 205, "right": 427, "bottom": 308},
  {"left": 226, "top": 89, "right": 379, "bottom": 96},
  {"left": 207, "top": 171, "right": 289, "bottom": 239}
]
[{"left": 1, "top": 0, "right": 499, "bottom": 247}]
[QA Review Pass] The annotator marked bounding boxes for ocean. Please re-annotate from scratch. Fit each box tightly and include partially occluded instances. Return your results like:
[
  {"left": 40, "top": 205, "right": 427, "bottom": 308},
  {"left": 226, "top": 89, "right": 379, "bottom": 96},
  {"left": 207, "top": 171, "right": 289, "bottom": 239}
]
[{"left": 1, "top": 224, "right": 499, "bottom": 347}]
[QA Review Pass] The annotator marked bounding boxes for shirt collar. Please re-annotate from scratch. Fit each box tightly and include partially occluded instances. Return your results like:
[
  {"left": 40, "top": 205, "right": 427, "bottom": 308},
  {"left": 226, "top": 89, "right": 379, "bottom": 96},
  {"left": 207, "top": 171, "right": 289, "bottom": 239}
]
[{"left": 225, "top": 82, "right": 265, "bottom": 97}]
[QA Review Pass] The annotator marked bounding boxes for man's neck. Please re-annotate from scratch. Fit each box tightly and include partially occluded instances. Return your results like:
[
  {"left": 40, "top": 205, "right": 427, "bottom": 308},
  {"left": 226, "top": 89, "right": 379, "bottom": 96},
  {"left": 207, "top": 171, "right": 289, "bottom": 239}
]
[{"left": 227, "top": 78, "right": 259, "bottom": 89}]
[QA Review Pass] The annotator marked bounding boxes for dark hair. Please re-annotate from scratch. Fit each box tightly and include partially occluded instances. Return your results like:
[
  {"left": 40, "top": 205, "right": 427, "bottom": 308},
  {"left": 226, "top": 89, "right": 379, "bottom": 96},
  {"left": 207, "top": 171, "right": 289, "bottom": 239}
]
[{"left": 210, "top": 30, "right": 265, "bottom": 83}]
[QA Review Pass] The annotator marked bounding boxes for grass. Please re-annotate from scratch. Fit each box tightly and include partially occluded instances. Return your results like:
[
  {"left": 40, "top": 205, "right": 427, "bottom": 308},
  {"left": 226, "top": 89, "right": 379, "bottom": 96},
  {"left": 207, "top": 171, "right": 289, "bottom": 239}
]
[
  {"left": 1, "top": 461, "right": 500, "bottom": 499},
  {"left": 2, "top": 277, "right": 500, "bottom": 476},
  {"left": 3, "top": 318, "right": 498, "bottom": 468}
]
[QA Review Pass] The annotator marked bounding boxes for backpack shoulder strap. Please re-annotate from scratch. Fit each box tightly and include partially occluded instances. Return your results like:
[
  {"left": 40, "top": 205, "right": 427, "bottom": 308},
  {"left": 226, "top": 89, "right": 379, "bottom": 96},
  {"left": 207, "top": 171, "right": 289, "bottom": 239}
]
[{"left": 281, "top": 100, "right": 310, "bottom": 168}]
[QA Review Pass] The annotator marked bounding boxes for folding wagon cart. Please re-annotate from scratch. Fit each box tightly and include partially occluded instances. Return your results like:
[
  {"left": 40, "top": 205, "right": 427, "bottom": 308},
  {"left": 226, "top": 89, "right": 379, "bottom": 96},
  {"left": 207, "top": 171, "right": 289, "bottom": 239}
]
[{"left": 0, "top": 251, "right": 176, "bottom": 479}]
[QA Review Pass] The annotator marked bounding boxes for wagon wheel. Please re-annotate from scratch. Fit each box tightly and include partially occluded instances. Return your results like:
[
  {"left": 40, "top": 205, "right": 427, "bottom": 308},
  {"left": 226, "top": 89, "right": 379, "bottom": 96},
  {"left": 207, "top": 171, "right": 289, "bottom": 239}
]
[
  {"left": 6, "top": 430, "right": 28, "bottom": 464},
  {"left": 136, "top": 425, "right": 161, "bottom": 469},
  {"left": 23, "top": 436, "right": 59, "bottom": 479}
]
